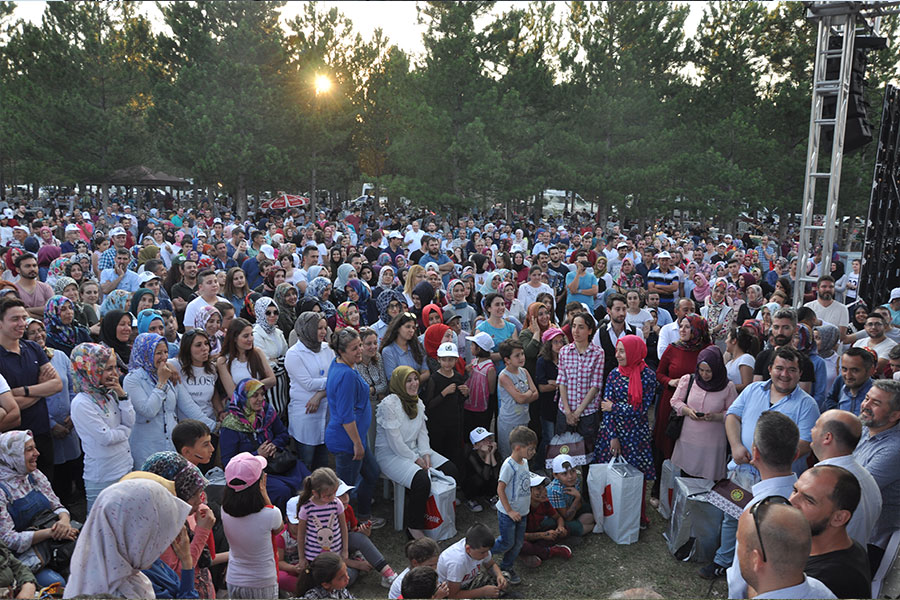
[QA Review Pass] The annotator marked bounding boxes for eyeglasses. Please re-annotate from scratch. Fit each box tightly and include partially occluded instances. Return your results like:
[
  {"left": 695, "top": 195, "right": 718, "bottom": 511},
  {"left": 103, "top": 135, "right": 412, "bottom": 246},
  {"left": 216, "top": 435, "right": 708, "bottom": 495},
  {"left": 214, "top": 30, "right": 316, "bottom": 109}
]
[
  {"left": 749, "top": 495, "right": 790, "bottom": 562},
  {"left": 265, "top": 309, "right": 279, "bottom": 316}
]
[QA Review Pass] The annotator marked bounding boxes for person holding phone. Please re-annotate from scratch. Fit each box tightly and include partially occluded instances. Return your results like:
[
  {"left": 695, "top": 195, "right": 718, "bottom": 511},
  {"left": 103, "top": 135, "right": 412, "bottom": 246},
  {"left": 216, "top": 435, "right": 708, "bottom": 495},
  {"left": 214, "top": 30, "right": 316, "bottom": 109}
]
[{"left": 565, "top": 251, "right": 598, "bottom": 310}]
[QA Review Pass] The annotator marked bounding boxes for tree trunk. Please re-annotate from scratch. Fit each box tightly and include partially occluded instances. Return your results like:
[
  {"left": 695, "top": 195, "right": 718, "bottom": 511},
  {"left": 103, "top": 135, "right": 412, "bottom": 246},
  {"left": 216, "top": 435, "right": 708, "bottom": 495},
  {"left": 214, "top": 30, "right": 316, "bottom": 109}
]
[
  {"left": 235, "top": 174, "right": 248, "bottom": 220},
  {"left": 533, "top": 190, "right": 543, "bottom": 222},
  {"left": 310, "top": 151, "right": 318, "bottom": 216},
  {"left": 101, "top": 183, "right": 109, "bottom": 210},
  {"left": 776, "top": 206, "right": 790, "bottom": 242}
]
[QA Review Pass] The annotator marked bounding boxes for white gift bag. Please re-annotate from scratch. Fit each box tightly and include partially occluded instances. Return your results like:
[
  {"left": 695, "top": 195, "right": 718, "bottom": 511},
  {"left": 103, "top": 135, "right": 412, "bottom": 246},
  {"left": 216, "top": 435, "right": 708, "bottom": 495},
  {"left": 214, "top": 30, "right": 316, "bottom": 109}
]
[
  {"left": 423, "top": 468, "right": 457, "bottom": 541},
  {"left": 658, "top": 459, "right": 680, "bottom": 519},
  {"left": 587, "top": 463, "right": 609, "bottom": 534},
  {"left": 603, "top": 457, "right": 644, "bottom": 545}
]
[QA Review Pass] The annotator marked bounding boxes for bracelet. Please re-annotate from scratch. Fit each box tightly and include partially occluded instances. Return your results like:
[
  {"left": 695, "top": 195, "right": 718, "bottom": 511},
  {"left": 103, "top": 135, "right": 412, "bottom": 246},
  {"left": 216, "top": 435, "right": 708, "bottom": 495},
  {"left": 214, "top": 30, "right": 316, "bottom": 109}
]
[{"left": 23, "top": 386, "right": 29, "bottom": 397}]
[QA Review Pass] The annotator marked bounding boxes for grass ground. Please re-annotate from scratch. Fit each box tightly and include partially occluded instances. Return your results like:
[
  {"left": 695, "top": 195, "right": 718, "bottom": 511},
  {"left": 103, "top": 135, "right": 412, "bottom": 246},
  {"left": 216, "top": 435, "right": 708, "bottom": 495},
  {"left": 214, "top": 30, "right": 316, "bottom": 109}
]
[{"left": 350, "top": 484, "right": 730, "bottom": 599}]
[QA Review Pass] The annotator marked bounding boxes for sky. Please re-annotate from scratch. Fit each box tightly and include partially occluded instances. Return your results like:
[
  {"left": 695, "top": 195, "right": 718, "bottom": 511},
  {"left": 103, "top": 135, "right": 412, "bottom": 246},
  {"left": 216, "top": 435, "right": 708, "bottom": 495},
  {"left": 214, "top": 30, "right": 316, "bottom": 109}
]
[{"left": 11, "top": 1, "right": 707, "bottom": 59}]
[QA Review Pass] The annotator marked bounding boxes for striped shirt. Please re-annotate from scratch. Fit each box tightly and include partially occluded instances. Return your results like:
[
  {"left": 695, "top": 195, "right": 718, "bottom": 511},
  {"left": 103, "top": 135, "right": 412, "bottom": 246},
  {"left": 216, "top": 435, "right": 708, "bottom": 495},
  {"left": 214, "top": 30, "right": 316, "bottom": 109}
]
[
  {"left": 297, "top": 498, "right": 345, "bottom": 560},
  {"left": 647, "top": 267, "right": 679, "bottom": 305}
]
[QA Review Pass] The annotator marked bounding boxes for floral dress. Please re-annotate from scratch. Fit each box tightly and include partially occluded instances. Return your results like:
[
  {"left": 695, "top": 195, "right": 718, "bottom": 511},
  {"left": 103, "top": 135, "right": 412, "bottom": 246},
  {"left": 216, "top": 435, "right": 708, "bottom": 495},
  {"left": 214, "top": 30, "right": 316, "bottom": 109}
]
[{"left": 593, "top": 366, "right": 657, "bottom": 479}]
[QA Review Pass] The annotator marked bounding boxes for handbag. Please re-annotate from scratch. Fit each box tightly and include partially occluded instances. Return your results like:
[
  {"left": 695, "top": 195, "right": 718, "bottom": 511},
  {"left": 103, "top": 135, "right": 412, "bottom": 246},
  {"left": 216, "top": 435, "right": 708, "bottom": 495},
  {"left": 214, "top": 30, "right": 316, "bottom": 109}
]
[
  {"left": 544, "top": 430, "right": 587, "bottom": 470},
  {"left": 27, "top": 511, "right": 77, "bottom": 577},
  {"left": 665, "top": 376, "right": 694, "bottom": 441},
  {"left": 264, "top": 447, "right": 298, "bottom": 475}
]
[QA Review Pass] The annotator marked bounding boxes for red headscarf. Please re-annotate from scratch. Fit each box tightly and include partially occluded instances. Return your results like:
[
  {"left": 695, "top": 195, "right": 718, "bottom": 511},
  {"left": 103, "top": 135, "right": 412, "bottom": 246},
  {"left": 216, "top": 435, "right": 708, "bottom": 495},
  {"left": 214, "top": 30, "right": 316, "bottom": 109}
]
[
  {"left": 616, "top": 335, "right": 648, "bottom": 411},
  {"left": 421, "top": 303, "right": 443, "bottom": 330},
  {"left": 423, "top": 323, "right": 466, "bottom": 375}
]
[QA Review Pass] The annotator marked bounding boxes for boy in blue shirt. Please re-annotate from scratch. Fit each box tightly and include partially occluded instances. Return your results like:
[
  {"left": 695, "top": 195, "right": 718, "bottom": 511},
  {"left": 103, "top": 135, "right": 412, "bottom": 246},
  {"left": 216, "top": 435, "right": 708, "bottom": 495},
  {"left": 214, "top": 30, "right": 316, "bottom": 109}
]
[{"left": 492, "top": 426, "right": 537, "bottom": 586}]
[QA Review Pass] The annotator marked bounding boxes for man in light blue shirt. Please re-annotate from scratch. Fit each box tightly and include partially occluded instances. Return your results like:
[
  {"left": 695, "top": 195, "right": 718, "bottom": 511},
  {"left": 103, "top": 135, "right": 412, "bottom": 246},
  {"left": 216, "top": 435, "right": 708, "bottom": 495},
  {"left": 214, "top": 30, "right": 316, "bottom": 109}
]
[
  {"left": 822, "top": 347, "right": 875, "bottom": 415},
  {"left": 698, "top": 347, "right": 819, "bottom": 581},
  {"left": 100, "top": 247, "right": 142, "bottom": 294},
  {"left": 565, "top": 252, "right": 598, "bottom": 310}
]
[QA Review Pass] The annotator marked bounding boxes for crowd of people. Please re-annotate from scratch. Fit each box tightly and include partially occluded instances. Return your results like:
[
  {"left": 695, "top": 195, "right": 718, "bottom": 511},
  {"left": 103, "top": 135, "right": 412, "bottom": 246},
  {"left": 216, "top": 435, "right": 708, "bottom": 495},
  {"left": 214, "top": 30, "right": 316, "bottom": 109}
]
[{"left": 0, "top": 194, "right": 897, "bottom": 599}]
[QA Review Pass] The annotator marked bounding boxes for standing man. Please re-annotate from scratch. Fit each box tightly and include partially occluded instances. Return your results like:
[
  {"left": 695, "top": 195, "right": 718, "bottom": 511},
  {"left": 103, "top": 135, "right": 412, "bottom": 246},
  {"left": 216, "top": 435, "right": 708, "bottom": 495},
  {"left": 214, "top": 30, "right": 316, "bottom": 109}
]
[
  {"left": 853, "top": 379, "right": 900, "bottom": 572},
  {"left": 803, "top": 275, "right": 850, "bottom": 342},
  {"left": 0, "top": 297, "right": 63, "bottom": 478},
  {"left": 791, "top": 465, "right": 871, "bottom": 599},
  {"left": 593, "top": 293, "right": 641, "bottom": 379},
  {"left": 383, "top": 231, "right": 405, "bottom": 266},
  {"left": 647, "top": 251, "right": 679, "bottom": 318},
  {"left": 170, "top": 258, "right": 199, "bottom": 322},
  {"left": 13, "top": 254, "right": 53, "bottom": 318},
  {"left": 645, "top": 291, "right": 673, "bottom": 328},
  {"left": 852, "top": 313, "right": 897, "bottom": 373},
  {"left": 810, "top": 409, "right": 881, "bottom": 546},
  {"left": 565, "top": 252, "right": 598, "bottom": 310},
  {"left": 753, "top": 308, "right": 815, "bottom": 395},
  {"left": 296, "top": 245, "right": 320, "bottom": 283},
  {"left": 212, "top": 241, "right": 238, "bottom": 272},
  {"left": 699, "top": 348, "right": 819, "bottom": 581},
  {"left": 403, "top": 220, "right": 425, "bottom": 254}
]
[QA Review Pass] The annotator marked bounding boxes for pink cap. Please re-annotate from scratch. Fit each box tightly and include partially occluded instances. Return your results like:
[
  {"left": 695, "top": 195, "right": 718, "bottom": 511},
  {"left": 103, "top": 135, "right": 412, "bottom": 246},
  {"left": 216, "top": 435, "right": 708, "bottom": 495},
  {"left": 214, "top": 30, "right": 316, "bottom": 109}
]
[
  {"left": 224, "top": 452, "right": 267, "bottom": 491},
  {"left": 541, "top": 327, "right": 565, "bottom": 344}
]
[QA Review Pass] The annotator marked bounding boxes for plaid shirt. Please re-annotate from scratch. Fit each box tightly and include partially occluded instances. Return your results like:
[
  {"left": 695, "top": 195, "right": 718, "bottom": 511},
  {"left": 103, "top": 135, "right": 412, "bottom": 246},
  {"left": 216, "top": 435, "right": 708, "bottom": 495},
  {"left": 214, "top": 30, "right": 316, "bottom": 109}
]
[
  {"left": 97, "top": 246, "right": 137, "bottom": 272},
  {"left": 556, "top": 342, "right": 604, "bottom": 415},
  {"left": 547, "top": 472, "right": 583, "bottom": 511}
]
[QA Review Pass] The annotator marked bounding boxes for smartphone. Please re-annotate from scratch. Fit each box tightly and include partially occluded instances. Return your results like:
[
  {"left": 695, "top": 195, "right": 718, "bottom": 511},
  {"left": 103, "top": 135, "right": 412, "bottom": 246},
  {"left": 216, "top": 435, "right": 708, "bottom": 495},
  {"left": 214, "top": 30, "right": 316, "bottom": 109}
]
[{"left": 695, "top": 412, "right": 705, "bottom": 417}]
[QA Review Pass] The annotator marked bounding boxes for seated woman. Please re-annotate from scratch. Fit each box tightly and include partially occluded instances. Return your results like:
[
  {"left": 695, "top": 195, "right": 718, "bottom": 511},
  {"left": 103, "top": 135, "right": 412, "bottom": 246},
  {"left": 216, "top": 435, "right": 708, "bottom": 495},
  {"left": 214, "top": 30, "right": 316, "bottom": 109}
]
[
  {"left": 0, "top": 430, "right": 79, "bottom": 588},
  {"left": 218, "top": 379, "right": 309, "bottom": 513},
  {"left": 593, "top": 335, "right": 656, "bottom": 529},
  {"left": 125, "top": 333, "right": 216, "bottom": 469},
  {"left": 63, "top": 478, "right": 193, "bottom": 599},
  {"left": 142, "top": 451, "right": 218, "bottom": 599},
  {"left": 0, "top": 539, "right": 36, "bottom": 599},
  {"left": 137, "top": 308, "right": 167, "bottom": 336},
  {"left": 375, "top": 366, "right": 459, "bottom": 540}
]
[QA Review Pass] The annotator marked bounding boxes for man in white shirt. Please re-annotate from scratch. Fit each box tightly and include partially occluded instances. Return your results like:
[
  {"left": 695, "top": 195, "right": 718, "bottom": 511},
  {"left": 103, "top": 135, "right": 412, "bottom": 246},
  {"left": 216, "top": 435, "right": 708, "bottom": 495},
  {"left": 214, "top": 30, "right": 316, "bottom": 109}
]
[
  {"left": 403, "top": 220, "right": 426, "bottom": 254},
  {"left": 852, "top": 313, "right": 897, "bottom": 372},
  {"left": 183, "top": 269, "right": 227, "bottom": 330},
  {"left": 657, "top": 298, "right": 694, "bottom": 360},
  {"left": 803, "top": 275, "right": 850, "bottom": 342}
]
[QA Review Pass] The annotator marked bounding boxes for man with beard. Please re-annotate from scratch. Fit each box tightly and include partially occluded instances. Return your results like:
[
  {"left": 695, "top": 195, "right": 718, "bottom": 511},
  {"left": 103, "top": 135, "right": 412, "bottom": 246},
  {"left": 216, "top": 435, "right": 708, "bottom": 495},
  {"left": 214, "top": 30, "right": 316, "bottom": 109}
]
[
  {"left": 753, "top": 308, "right": 815, "bottom": 395},
  {"left": 13, "top": 253, "right": 53, "bottom": 318},
  {"left": 791, "top": 465, "right": 871, "bottom": 599},
  {"left": 593, "top": 293, "right": 642, "bottom": 383},
  {"left": 803, "top": 275, "right": 850, "bottom": 342},
  {"left": 853, "top": 379, "right": 900, "bottom": 573}
]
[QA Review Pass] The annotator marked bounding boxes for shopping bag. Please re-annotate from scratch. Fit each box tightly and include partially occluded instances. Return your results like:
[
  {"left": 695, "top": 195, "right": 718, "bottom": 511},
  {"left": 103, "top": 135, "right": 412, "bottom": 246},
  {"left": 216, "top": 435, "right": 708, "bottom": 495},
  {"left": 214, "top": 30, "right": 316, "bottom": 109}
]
[
  {"left": 423, "top": 468, "right": 457, "bottom": 541},
  {"left": 664, "top": 476, "right": 716, "bottom": 560},
  {"left": 658, "top": 459, "right": 680, "bottom": 519},
  {"left": 587, "top": 463, "right": 609, "bottom": 534},
  {"left": 545, "top": 431, "right": 587, "bottom": 470},
  {"left": 603, "top": 457, "right": 644, "bottom": 545}
]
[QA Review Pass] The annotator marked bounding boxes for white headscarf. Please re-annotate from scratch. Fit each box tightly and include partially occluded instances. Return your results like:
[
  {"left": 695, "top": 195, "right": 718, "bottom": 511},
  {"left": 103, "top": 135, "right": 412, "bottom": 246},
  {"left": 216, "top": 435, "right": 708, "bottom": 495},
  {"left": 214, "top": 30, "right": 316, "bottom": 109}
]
[{"left": 63, "top": 479, "right": 190, "bottom": 599}]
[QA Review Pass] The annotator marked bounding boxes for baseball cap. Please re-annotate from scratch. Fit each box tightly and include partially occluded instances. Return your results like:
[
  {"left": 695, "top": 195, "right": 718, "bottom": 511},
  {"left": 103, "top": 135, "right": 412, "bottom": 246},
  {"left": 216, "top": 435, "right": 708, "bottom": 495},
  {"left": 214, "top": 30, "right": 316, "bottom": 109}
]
[
  {"left": 2, "top": 208, "right": 13, "bottom": 219},
  {"left": 552, "top": 454, "right": 576, "bottom": 474},
  {"left": 213, "top": 218, "right": 222, "bottom": 224},
  {"left": 224, "top": 452, "right": 267, "bottom": 491},
  {"left": 139, "top": 271, "right": 161, "bottom": 285},
  {"left": 336, "top": 479, "right": 355, "bottom": 498},
  {"left": 259, "top": 244, "right": 276, "bottom": 260},
  {"left": 890, "top": 287, "right": 900, "bottom": 302},
  {"left": 656, "top": 251, "right": 672, "bottom": 259},
  {"left": 541, "top": 327, "right": 565, "bottom": 344},
  {"left": 64, "top": 224, "right": 79, "bottom": 233},
  {"left": 616, "top": 242, "right": 628, "bottom": 249},
  {"left": 466, "top": 331, "right": 494, "bottom": 352},
  {"left": 529, "top": 472, "right": 549, "bottom": 487},
  {"left": 197, "top": 230, "right": 207, "bottom": 238},
  {"left": 82, "top": 211, "right": 92, "bottom": 220},
  {"left": 442, "top": 307, "right": 461, "bottom": 325},
  {"left": 13, "top": 225, "right": 28, "bottom": 233},
  {"left": 109, "top": 227, "right": 127, "bottom": 237},
  {"left": 469, "top": 427, "right": 494, "bottom": 445},
  {"left": 388, "top": 230, "right": 403, "bottom": 240},
  {"left": 437, "top": 342, "right": 459, "bottom": 358}
]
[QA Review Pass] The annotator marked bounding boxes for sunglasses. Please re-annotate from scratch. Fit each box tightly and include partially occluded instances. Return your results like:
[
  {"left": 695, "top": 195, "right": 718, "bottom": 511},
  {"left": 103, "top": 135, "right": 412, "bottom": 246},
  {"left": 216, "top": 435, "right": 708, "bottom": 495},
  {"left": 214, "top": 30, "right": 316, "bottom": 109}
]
[
  {"left": 749, "top": 495, "right": 791, "bottom": 562},
  {"left": 265, "top": 309, "right": 279, "bottom": 316}
]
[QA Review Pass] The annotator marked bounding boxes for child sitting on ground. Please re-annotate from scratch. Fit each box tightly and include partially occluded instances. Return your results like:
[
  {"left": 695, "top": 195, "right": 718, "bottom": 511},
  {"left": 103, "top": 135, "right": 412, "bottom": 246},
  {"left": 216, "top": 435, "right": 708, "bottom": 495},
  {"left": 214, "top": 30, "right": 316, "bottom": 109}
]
[
  {"left": 546, "top": 455, "right": 595, "bottom": 537},
  {"left": 389, "top": 537, "right": 441, "bottom": 599},
  {"left": 296, "top": 552, "right": 354, "bottom": 599},
  {"left": 437, "top": 524, "right": 507, "bottom": 599},
  {"left": 401, "top": 566, "right": 448, "bottom": 599},
  {"left": 464, "top": 427, "right": 500, "bottom": 512},
  {"left": 520, "top": 472, "right": 573, "bottom": 568},
  {"left": 335, "top": 479, "right": 398, "bottom": 588}
]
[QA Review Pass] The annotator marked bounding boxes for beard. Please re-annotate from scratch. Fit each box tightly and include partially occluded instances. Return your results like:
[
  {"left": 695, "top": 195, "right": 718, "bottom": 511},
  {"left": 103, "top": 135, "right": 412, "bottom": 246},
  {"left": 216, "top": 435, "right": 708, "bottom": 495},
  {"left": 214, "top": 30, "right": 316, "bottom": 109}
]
[{"left": 809, "top": 515, "right": 830, "bottom": 537}]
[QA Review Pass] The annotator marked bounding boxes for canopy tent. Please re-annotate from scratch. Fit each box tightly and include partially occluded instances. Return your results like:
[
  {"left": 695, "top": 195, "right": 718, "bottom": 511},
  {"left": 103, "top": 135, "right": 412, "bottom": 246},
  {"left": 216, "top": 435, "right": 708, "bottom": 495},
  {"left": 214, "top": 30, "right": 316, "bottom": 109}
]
[{"left": 86, "top": 165, "right": 191, "bottom": 187}]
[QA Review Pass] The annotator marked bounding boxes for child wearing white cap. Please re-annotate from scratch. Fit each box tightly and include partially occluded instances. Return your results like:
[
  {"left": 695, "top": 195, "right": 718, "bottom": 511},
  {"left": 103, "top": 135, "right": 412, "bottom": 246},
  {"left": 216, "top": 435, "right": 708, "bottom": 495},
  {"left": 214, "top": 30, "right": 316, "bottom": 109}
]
[
  {"left": 546, "top": 454, "right": 595, "bottom": 537},
  {"left": 424, "top": 341, "right": 468, "bottom": 475},
  {"left": 464, "top": 427, "right": 500, "bottom": 512},
  {"left": 520, "top": 472, "right": 572, "bottom": 568}
]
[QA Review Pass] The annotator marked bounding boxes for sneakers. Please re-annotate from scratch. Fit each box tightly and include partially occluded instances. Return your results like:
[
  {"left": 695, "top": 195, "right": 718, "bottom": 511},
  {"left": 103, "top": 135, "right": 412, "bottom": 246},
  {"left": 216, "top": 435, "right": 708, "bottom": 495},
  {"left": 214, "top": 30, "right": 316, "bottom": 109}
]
[
  {"left": 520, "top": 555, "right": 542, "bottom": 568},
  {"left": 489, "top": 495, "right": 499, "bottom": 509},
  {"left": 381, "top": 573, "right": 398, "bottom": 589},
  {"left": 548, "top": 545, "right": 572, "bottom": 560},
  {"left": 649, "top": 497, "right": 660, "bottom": 509},
  {"left": 465, "top": 499, "right": 483, "bottom": 513},
  {"left": 502, "top": 569, "right": 522, "bottom": 585},
  {"left": 698, "top": 562, "right": 727, "bottom": 580},
  {"left": 368, "top": 516, "right": 387, "bottom": 529}
]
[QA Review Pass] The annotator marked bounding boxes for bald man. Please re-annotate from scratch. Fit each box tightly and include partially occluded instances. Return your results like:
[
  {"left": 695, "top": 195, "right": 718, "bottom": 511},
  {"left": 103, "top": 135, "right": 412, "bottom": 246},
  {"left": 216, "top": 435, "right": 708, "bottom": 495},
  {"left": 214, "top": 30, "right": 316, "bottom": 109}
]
[
  {"left": 810, "top": 410, "right": 881, "bottom": 546},
  {"left": 736, "top": 502, "right": 836, "bottom": 599}
]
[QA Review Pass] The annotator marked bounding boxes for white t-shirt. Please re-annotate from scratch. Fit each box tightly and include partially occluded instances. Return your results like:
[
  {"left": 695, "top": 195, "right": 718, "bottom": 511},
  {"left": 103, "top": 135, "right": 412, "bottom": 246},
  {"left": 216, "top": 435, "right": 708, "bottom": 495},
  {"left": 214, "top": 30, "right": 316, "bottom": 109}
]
[
  {"left": 726, "top": 354, "right": 755, "bottom": 386},
  {"left": 625, "top": 309, "right": 653, "bottom": 331},
  {"left": 404, "top": 229, "right": 426, "bottom": 253},
  {"left": 803, "top": 299, "right": 849, "bottom": 330},
  {"left": 388, "top": 566, "right": 409, "bottom": 599},
  {"left": 437, "top": 537, "right": 491, "bottom": 587},
  {"left": 222, "top": 506, "right": 283, "bottom": 588},
  {"left": 184, "top": 295, "right": 227, "bottom": 329},
  {"left": 853, "top": 336, "right": 897, "bottom": 360},
  {"left": 171, "top": 361, "right": 218, "bottom": 421}
]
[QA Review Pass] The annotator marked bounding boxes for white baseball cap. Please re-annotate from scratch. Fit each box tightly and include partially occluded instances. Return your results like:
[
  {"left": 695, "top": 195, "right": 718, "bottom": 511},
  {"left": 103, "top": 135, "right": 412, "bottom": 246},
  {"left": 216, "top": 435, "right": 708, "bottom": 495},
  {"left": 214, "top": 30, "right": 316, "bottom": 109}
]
[
  {"left": 552, "top": 454, "right": 576, "bottom": 474},
  {"left": 437, "top": 342, "right": 459, "bottom": 358},
  {"left": 336, "top": 479, "right": 355, "bottom": 498},
  {"left": 388, "top": 230, "right": 403, "bottom": 240},
  {"left": 81, "top": 211, "right": 91, "bottom": 220},
  {"left": 109, "top": 227, "right": 127, "bottom": 237},
  {"left": 466, "top": 331, "right": 494, "bottom": 352},
  {"left": 65, "top": 224, "right": 80, "bottom": 233},
  {"left": 469, "top": 427, "right": 493, "bottom": 445},
  {"left": 2, "top": 209, "right": 13, "bottom": 219},
  {"left": 890, "top": 287, "right": 900, "bottom": 302},
  {"left": 656, "top": 251, "right": 672, "bottom": 259},
  {"left": 139, "top": 271, "right": 160, "bottom": 284},
  {"left": 286, "top": 496, "right": 302, "bottom": 524},
  {"left": 13, "top": 225, "right": 28, "bottom": 233},
  {"left": 529, "top": 472, "right": 549, "bottom": 487},
  {"left": 260, "top": 244, "right": 276, "bottom": 260}
]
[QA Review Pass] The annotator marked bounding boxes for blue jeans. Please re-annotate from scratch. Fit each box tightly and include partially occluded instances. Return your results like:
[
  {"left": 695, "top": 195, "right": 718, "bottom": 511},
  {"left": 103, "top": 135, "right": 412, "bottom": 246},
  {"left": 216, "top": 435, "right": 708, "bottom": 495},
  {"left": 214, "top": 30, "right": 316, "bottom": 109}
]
[
  {"left": 297, "top": 442, "right": 330, "bottom": 472},
  {"left": 713, "top": 512, "right": 738, "bottom": 567},
  {"left": 334, "top": 449, "right": 380, "bottom": 520},
  {"left": 35, "top": 567, "right": 65, "bottom": 587},
  {"left": 85, "top": 478, "right": 119, "bottom": 514},
  {"left": 492, "top": 511, "right": 526, "bottom": 571}
]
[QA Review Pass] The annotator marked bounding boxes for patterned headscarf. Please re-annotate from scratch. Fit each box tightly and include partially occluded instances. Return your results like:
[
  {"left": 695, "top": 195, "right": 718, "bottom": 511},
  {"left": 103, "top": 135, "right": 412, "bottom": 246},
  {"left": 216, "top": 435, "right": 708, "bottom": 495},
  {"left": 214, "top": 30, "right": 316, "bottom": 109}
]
[
  {"left": 46, "top": 257, "right": 69, "bottom": 283},
  {"left": 672, "top": 315, "right": 711, "bottom": 353},
  {"left": 346, "top": 279, "right": 370, "bottom": 323},
  {"left": 71, "top": 342, "right": 115, "bottom": 410},
  {"left": 0, "top": 430, "right": 33, "bottom": 477},
  {"left": 100, "top": 289, "right": 131, "bottom": 317},
  {"left": 137, "top": 309, "right": 164, "bottom": 334},
  {"left": 129, "top": 333, "right": 166, "bottom": 384},
  {"left": 194, "top": 305, "right": 221, "bottom": 332},
  {"left": 616, "top": 335, "right": 649, "bottom": 411},
  {"left": 274, "top": 283, "right": 297, "bottom": 324},
  {"left": 376, "top": 288, "right": 406, "bottom": 325},
  {"left": 796, "top": 323, "right": 818, "bottom": 357},
  {"left": 53, "top": 275, "right": 78, "bottom": 296},
  {"left": 141, "top": 451, "right": 209, "bottom": 502},
  {"left": 335, "top": 301, "right": 358, "bottom": 330},
  {"left": 816, "top": 323, "right": 841, "bottom": 359},
  {"left": 44, "top": 295, "right": 78, "bottom": 349},
  {"left": 308, "top": 277, "right": 336, "bottom": 318},
  {"left": 295, "top": 311, "right": 324, "bottom": 352},
  {"left": 253, "top": 296, "right": 278, "bottom": 335},
  {"left": 220, "top": 378, "right": 275, "bottom": 440}
]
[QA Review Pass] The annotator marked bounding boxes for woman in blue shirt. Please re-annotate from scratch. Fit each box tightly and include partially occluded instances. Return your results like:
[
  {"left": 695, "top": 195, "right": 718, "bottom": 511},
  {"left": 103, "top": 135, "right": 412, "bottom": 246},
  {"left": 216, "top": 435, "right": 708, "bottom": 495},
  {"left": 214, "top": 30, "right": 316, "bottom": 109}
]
[
  {"left": 477, "top": 293, "right": 518, "bottom": 364},
  {"left": 379, "top": 311, "right": 430, "bottom": 384},
  {"left": 326, "top": 328, "right": 383, "bottom": 526}
]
